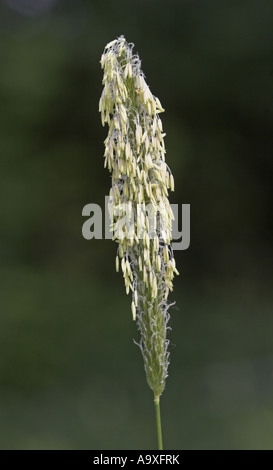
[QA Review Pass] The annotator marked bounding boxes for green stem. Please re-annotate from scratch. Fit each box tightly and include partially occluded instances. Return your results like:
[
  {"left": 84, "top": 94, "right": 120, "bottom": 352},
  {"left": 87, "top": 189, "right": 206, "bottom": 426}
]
[{"left": 154, "top": 395, "right": 163, "bottom": 450}]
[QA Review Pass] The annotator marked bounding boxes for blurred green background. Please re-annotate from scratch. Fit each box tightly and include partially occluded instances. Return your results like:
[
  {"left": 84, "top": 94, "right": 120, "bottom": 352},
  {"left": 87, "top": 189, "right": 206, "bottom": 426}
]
[{"left": 0, "top": 0, "right": 273, "bottom": 450}]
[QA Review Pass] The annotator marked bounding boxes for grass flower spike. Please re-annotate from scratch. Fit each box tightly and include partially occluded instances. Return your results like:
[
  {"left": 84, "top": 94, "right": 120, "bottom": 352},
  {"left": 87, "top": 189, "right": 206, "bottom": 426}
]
[{"left": 99, "top": 36, "right": 179, "bottom": 449}]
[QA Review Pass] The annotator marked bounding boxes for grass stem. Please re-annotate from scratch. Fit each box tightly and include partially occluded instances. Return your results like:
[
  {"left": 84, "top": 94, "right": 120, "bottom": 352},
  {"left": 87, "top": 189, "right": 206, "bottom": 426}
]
[{"left": 154, "top": 395, "right": 163, "bottom": 450}]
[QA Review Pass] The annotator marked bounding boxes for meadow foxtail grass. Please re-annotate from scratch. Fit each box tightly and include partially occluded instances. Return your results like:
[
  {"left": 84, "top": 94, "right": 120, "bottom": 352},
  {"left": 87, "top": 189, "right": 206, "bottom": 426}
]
[{"left": 99, "top": 36, "right": 179, "bottom": 450}]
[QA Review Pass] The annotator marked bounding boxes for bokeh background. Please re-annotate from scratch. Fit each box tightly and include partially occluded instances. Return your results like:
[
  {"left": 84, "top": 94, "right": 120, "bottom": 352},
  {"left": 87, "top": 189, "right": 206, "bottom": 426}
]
[{"left": 0, "top": 0, "right": 273, "bottom": 450}]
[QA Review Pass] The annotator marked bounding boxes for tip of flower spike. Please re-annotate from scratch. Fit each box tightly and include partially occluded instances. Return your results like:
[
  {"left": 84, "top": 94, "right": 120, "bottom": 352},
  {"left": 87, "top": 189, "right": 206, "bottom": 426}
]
[{"left": 105, "top": 39, "right": 118, "bottom": 50}]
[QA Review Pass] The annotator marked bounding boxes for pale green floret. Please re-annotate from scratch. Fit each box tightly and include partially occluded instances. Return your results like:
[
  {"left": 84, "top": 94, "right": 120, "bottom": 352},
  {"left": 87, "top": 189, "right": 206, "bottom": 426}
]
[{"left": 100, "top": 36, "right": 178, "bottom": 398}]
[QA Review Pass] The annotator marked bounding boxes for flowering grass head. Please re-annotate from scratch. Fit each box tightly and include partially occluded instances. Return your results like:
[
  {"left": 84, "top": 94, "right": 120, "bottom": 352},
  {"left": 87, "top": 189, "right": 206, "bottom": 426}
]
[{"left": 99, "top": 36, "right": 179, "bottom": 401}]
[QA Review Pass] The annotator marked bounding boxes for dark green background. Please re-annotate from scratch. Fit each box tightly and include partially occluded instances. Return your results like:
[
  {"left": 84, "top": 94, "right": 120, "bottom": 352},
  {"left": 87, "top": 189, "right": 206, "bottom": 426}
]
[{"left": 0, "top": 0, "right": 272, "bottom": 449}]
